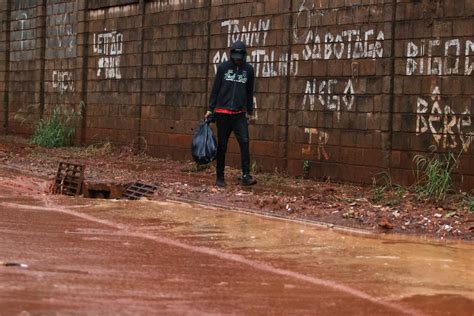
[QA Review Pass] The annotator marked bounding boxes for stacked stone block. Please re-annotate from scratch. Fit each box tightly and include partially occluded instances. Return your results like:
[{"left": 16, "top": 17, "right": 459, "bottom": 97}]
[
  {"left": 391, "top": 0, "right": 474, "bottom": 187},
  {"left": 8, "top": 0, "right": 45, "bottom": 135},
  {"left": 141, "top": 0, "right": 209, "bottom": 160},
  {"left": 0, "top": 2, "right": 10, "bottom": 132},
  {"left": 286, "top": 0, "right": 394, "bottom": 183},
  {"left": 0, "top": 0, "right": 472, "bottom": 189},
  {"left": 85, "top": 2, "right": 142, "bottom": 144},
  {"left": 209, "top": 0, "right": 290, "bottom": 171},
  {"left": 44, "top": 0, "right": 80, "bottom": 119}
]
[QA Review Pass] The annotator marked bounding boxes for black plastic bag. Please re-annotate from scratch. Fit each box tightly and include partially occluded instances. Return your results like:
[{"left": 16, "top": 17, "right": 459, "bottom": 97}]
[{"left": 191, "top": 120, "right": 217, "bottom": 165}]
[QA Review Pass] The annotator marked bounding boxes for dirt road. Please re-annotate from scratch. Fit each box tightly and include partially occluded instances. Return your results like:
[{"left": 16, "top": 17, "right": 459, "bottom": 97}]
[{"left": 1, "top": 167, "right": 473, "bottom": 315}]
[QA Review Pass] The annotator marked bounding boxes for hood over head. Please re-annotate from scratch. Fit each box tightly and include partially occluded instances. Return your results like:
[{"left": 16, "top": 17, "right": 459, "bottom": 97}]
[{"left": 230, "top": 40, "right": 247, "bottom": 63}]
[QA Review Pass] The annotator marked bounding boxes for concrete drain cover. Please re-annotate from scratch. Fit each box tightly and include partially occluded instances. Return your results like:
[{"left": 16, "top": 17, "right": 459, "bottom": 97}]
[
  {"left": 54, "top": 162, "right": 85, "bottom": 196},
  {"left": 122, "top": 182, "right": 158, "bottom": 200}
]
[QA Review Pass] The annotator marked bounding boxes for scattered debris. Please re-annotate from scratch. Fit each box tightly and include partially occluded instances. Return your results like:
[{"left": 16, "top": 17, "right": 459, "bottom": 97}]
[
  {"left": 442, "top": 225, "right": 454, "bottom": 232},
  {"left": 379, "top": 218, "right": 394, "bottom": 230},
  {"left": 1, "top": 135, "right": 473, "bottom": 240},
  {"left": 1, "top": 261, "right": 28, "bottom": 268}
]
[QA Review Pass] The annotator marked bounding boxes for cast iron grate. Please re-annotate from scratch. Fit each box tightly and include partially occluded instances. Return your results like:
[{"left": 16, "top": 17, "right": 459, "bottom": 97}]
[
  {"left": 122, "top": 182, "right": 158, "bottom": 200},
  {"left": 54, "top": 162, "right": 85, "bottom": 196}
]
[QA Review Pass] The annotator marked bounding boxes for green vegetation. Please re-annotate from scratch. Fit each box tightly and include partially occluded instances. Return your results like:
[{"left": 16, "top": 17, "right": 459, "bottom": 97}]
[
  {"left": 31, "top": 106, "right": 80, "bottom": 148},
  {"left": 303, "top": 160, "right": 310, "bottom": 177},
  {"left": 251, "top": 160, "right": 261, "bottom": 174},
  {"left": 412, "top": 148, "right": 460, "bottom": 202},
  {"left": 466, "top": 196, "right": 474, "bottom": 212},
  {"left": 84, "top": 142, "right": 112, "bottom": 156},
  {"left": 370, "top": 172, "right": 406, "bottom": 206}
]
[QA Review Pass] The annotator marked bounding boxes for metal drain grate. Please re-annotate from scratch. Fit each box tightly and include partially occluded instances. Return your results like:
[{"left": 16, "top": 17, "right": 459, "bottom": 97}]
[
  {"left": 54, "top": 162, "right": 85, "bottom": 196},
  {"left": 122, "top": 182, "right": 158, "bottom": 200}
]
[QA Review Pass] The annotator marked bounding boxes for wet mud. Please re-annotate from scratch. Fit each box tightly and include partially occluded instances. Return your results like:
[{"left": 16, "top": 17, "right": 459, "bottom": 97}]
[
  {"left": 1, "top": 135, "right": 473, "bottom": 241},
  {"left": 0, "top": 167, "right": 473, "bottom": 315}
]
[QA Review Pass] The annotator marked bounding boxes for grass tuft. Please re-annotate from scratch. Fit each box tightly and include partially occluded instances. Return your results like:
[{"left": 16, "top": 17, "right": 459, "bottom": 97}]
[
  {"left": 31, "top": 107, "right": 79, "bottom": 148},
  {"left": 370, "top": 172, "right": 406, "bottom": 206},
  {"left": 412, "top": 147, "right": 460, "bottom": 202},
  {"left": 466, "top": 196, "right": 474, "bottom": 212}
]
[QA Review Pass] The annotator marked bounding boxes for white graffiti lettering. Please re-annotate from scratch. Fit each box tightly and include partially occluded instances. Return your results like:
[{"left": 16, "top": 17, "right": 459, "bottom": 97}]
[
  {"left": 93, "top": 30, "right": 123, "bottom": 55},
  {"left": 215, "top": 18, "right": 299, "bottom": 77},
  {"left": 52, "top": 70, "right": 74, "bottom": 93},
  {"left": 293, "top": 0, "right": 327, "bottom": 42},
  {"left": 221, "top": 19, "right": 271, "bottom": 48},
  {"left": 416, "top": 86, "right": 473, "bottom": 152},
  {"left": 253, "top": 96, "right": 258, "bottom": 121},
  {"left": 303, "top": 79, "right": 355, "bottom": 120},
  {"left": 406, "top": 38, "right": 474, "bottom": 76},
  {"left": 55, "top": 12, "right": 75, "bottom": 52},
  {"left": 18, "top": 12, "right": 28, "bottom": 50},
  {"left": 213, "top": 50, "right": 298, "bottom": 78},
  {"left": 93, "top": 30, "right": 123, "bottom": 79},
  {"left": 302, "top": 128, "right": 330, "bottom": 161},
  {"left": 303, "top": 28, "right": 384, "bottom": 61}
]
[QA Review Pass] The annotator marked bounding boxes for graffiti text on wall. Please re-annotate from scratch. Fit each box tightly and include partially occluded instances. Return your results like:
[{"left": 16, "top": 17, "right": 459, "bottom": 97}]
[
  {"left": 303, "top": 29, "right": 384, "bottom": 61},
  {"left": 45, "top": 0, "right": 78, "bottom": 59},
  {"left": 18, "top": 12, "right": 28, "bottom": 50},
  {"left": 294, "top": 1, "right": 385, "bottom": 60},
  {"left": 416, "top": 86, "right": 472, "bottom": 152},
  {"left": 302, "top": 128, "right": 330, "bottom": 161},
  {"left": 214, "top": 19, "right": 299, "bottom": 77},
  {"left": 303, "top": 79, "right": 355, "bottom": 120},
  {"left": 93, "top": 30, "right": 124, "bottom": 79},
  {"left": 222, "top": 19, "right": 270, "bottom": 48},
  {"left": 52, "top": 71, "right": 74, "bottom": 93},
  {"left": 406, "top": 39, "right": 474, "bottom": 76},
  {"left": 11, "top": 10, "right": 35, "bottom": 60},
  {"left": 215, "top": 19, "right": 385, "bottom": 79},
  {"left": 52, "top": 12, "right": 76, "bottom": 56}
]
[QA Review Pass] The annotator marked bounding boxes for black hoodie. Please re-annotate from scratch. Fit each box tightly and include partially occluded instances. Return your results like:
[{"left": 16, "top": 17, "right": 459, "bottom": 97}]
[{"left": 208, "top": 41, "right": 255, "bottom": 115}]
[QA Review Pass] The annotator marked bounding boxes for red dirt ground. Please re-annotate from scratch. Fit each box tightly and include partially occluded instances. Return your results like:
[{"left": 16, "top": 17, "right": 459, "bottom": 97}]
[{"left": 1, "top": 135, "right": 473, "bottom": 241}]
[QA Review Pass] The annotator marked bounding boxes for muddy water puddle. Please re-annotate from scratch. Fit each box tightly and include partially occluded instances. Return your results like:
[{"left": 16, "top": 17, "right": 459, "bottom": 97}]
[
  {"left": 53, "top": 197, "right": 474, "bottom": 308},
  {"left": 1, "top": 168, "right": 473, "bottom": 314}
]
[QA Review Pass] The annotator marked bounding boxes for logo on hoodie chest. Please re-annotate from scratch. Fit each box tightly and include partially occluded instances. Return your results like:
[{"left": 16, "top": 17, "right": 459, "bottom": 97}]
[{"left": 224, "top": 70, "right": 248, "bottom": 84}]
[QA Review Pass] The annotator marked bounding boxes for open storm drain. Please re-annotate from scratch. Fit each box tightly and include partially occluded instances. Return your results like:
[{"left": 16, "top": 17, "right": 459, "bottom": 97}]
[
  {"left": 83, "top": 182, "right": 158, "bottom": 200},
  {"left": 122, "top": 182, "right": 159, "bottom": 200},
  {"left": 53, "top": 162, "right": 158, "bottom": 200}
]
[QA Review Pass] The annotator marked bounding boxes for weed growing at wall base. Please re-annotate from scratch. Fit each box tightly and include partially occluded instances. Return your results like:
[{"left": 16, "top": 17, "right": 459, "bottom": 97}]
[
  {"left": 466, "top": 196, "right": 474, "bottom": 212},
  {"left": 31, "top": 106, "right": 80, "bottom": 148},
  {"left": 370, "top": 172, "right": 406, "bottom": 206},
  {"left": 412, "top": 148, "right": 461, "bottom": 202},
  {"left": 303, "top": 160, "right": 310, "bottom": 178}
]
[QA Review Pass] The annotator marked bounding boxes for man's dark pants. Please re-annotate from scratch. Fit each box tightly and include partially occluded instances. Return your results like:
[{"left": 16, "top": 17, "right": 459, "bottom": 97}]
[{"left": 215, "top": 113, "right": 250, "bottom": 179}]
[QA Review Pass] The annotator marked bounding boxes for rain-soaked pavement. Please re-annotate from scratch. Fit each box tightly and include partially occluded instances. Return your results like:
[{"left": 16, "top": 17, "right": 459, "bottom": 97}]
[{"left": 0, "top": 167, "right": 473, "bottom": 315}]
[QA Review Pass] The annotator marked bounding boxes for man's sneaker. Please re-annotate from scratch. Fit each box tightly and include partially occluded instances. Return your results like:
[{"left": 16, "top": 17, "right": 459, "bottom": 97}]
[
  {"left": 216, "top": 177, "right": 226, "bottom": 188},
  {"left": 241, "top": 174, "right": 257, "bottom": 186}
]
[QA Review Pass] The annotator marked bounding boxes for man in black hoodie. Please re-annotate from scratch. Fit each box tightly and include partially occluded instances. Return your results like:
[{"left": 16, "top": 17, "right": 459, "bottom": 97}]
[{"left": 205, "top": 40, "right": 257, "bottom": 188}]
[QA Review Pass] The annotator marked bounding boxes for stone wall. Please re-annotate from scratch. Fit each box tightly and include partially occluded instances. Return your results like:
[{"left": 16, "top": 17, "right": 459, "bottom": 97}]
[
  {"left": 85, "top": 3, "right": 142, "bottom": 143},
  {"left": 1, "top": 0, "right": 473, "bottom": 189},
  {"left": 141, "top": 0, "right": 209, "bottom": 160},
  {"left": 0, "top": 1, "right": 10, "bottom": 132},
  {"left": 8, "top": 0, "right": 45, "bottom": 135},
  {"left": 44, "top": 0, "right": 79, "bottom": 119},
  {"left": 391, "top": 0, "right": 474, "bottom": 187}
]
